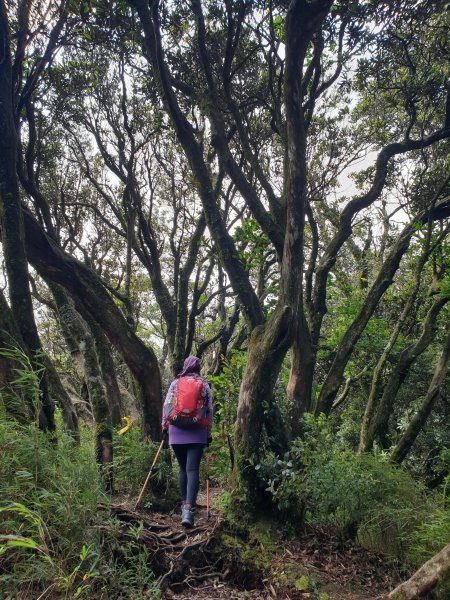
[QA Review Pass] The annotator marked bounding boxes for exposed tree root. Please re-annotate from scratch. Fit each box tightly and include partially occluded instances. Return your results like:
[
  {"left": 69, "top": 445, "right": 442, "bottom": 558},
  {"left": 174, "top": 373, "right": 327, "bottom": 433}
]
[
  {"left": 103, "top": 500, "right": 411, "bottom": 599},
  {"left": 107, "top": 501, "right": 227, "bottom": 593}
]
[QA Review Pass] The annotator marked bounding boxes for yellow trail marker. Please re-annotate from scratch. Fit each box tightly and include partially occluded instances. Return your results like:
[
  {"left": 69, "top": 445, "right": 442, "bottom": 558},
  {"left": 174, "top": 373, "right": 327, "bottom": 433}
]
[{"left": 118, "top": 416, "right": 132, "bottom": 435}]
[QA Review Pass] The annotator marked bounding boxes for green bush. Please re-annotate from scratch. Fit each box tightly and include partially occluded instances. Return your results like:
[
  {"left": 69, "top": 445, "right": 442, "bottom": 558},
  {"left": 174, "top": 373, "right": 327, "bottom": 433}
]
[
  {"left": 208, "top": 351, "right": 246, "bottom": 484},
  {"left": 0, "top": 343, "right": 44, "bottom": 423},
  {"left": 113, "top": 425, "right": 178, "bottom": 511},
  {"left": 404, "top": 477, "right": 450, "bottom": 566},
  {"left": 256, "top": 414, "right": 449, "bottom": 566},
  {"left": 97, "top": 525, "right": 162, "bottom": 599}
]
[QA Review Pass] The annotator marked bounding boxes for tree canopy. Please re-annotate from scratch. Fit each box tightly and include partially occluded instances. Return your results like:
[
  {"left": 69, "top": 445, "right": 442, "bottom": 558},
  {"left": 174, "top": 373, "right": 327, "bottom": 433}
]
[{"left": 0, "top": 0, "right": 449, "bottom": 595}]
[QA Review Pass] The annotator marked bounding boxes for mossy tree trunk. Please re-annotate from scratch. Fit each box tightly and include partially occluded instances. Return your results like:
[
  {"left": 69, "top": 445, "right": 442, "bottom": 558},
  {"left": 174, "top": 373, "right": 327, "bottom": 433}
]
[
  {"left": 0, "top": 289, "right": 34, "bottom": 422},
  {"left": 0, "top": 2, "right": 55, "bottom": 432},
  {"left": 388, "top": 543, "right": 450, "bottom": 600},
  {"left": 51, "top": 291, "right": 93, "bottom": 417},
  {"left": 359, "top": 296, "right": 448, "bottom": 453},
  {"left": 0, "top": 288, "right": 78, "bottom": 437},
  {"left": 50, "top": 283, "right": 113, "bottom": 491},
  {"left": 234, "top": 308, "right": 292, "bottom": 502},
  {"left": 22, "top": 208, "right": 162, "bottom": 439},
  {"left": 234, "top": 0, "right": 333, "bottom": 502},
  {"left": 358, "top": 227, "right": 432, "bottom": 451},
  {"left": 0, "top": 286, "right": 78, "bottom": 435},
  {"left": 77, "top": 305, "right": 123, "bottom": 427},
  {"left": 390, "top": 322, "right": 450, "bottom": 465},
  {"left": 42, "top": 355, "right": 79, "bottom": 439},
  {"left": 286, "top": 326, "right": 316, "bottom": 436}
]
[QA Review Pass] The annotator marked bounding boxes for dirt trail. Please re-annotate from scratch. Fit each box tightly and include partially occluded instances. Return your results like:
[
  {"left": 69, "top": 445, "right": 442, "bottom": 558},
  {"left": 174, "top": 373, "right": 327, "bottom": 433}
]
[{"left": 111, "top": 488, "right": 401, "bottom": 600}]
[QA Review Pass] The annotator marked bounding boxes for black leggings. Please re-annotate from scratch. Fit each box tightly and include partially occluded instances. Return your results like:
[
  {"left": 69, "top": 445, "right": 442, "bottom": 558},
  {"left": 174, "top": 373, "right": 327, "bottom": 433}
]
[{"left": 171, "top": 444, "right": 205, "bottom": 506}]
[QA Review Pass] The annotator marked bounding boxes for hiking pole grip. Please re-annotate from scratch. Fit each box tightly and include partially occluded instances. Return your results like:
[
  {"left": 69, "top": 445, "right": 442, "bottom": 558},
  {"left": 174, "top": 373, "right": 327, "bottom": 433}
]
[{"left": 135, "top": 438, "right": 165, "bottom": 510}]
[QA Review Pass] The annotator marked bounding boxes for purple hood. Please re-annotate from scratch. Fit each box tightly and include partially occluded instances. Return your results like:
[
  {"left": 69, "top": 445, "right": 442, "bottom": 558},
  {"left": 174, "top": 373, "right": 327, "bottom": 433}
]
[{"left": 177, "top": 355, "right": 201, "bottom": 378}]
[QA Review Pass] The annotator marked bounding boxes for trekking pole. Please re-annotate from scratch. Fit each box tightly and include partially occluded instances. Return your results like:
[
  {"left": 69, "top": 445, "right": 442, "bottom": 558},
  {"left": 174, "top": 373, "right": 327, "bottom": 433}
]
[
  {"left": 134, "top": 438, "right": 165, "bottom": 510},
  {"left": 206, "top": 454, "right": 210, "bottom": 519}
]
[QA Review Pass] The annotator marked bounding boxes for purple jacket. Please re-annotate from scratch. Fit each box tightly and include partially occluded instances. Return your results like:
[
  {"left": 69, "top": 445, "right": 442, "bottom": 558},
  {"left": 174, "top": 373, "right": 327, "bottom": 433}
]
[{"left": 162, "top": 377, "right": 213, "bottom": 445}]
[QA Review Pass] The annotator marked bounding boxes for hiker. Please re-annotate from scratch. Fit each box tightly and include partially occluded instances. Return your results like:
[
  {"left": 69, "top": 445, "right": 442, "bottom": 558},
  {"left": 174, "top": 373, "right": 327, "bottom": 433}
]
[{"left": 162, "top": 355, "right": 212, "bottom": 528}]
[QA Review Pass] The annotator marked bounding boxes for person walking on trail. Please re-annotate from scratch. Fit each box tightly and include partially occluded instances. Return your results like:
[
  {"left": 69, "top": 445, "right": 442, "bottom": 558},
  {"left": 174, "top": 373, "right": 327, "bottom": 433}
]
[{"left": 162, "top": 356, "right": 212, "bottom": 528}]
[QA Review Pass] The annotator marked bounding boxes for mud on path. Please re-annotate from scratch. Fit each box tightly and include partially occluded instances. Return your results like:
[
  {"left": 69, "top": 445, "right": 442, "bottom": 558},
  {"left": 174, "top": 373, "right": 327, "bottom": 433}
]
[{"left": 111, "top": 487, "right": 402, "bottom": 600}]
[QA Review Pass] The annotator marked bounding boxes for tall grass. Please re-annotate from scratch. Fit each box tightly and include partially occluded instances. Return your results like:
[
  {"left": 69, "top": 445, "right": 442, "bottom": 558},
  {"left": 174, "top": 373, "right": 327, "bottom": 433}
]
[
  {"left": 0, "top": 343, "right": 168, "bottom": 599},
  {"left": 0, "top": 407, "right": 105, "bottom": 597},
  {"left": 0, "top": 412, "right": 166, "bottom": 598}
]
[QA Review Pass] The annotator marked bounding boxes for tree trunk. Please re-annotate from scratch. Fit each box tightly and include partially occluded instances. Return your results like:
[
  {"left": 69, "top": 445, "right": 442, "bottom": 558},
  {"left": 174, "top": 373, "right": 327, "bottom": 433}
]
[
  {"left": 0, "top": 289, "right": 34, "bottom": 423},
  {"left": 358, "top": 217, "right": 438, "bottom": 453},
  {"left": 390, "top": 323, "right": 450, "bottom": 464},
  {"left": 388, "top": 543, "right": 450, "bottom": 599},
  {"left": 287, "top": 318, "right": 316, "bottom": 437},
  {"left": 172, "top": 213, "right": 207, "bottom": 374},
  {"left": 316, "top": 220, "right": 420, "bottom": 416},
  {"left": 22, "top": 208, "right": 162, "bottom": 439},
  {"left": 42, "top": 355, "right": 79, "bottom": 439},
  {"left": 0, "top": 285, "right": 77, "bottom": 438},
  {"left": 51, "top": 283, "right": 113, "bottom": 491},
  {"left": 212, "top": 303, "right": 241, "bottom": 375},
  {"left": 234, "top": 0, "right": 333, "bottom": 503},
  {"left": 264, "top": 392, "right": 289, "bottom": 456},
  {"left": 61, "top": 375, "right": 95, "bottom": 424},
  {"left": 0, "top": 290, "right": 77, "bottom": 436},
  {"left": 360, "top": 297, "right": 448, "bottom": 453},
  {"left": 135, "top": 208, "right": 177, "bottom": 355},
  {"left": 0, "top": 1, "right": 55, "bottom": 432},
  {"left": 77, "top": 305, "right": 123, "bottom": 427},
  {"left": 234, "top": 306, "right": 292, "bottom": 503}
]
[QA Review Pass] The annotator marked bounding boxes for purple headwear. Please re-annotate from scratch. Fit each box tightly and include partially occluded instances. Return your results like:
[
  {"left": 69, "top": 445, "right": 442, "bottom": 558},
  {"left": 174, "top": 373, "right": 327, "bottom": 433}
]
[{"left": 178, "top": 355, "right": 201, "bottom": 377}]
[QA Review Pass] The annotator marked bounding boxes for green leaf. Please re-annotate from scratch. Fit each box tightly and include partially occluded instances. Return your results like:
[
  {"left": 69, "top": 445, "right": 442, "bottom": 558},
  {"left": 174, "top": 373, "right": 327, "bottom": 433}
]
[{"left": 0, "top": 534, "right": 38, "bottom": 549}]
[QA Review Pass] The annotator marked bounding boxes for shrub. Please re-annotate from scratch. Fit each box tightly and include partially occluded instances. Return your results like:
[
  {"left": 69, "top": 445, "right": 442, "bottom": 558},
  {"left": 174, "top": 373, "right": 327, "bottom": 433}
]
[
  {"left": 404, "top": 476, "right": 450, "bottom": 566},
  {"left": 256, "top": 414, "right": 448, "bottom": 566},
  {"left": 208, "top": 351, "right": 246, "bottom": 484},
  {"left": 113, "top": 424, "right": 178, "bottom": 511}
]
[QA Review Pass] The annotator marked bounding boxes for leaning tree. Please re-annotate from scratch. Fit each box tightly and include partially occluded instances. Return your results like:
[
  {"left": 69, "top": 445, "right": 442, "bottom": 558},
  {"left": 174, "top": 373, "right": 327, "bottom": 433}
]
[{"left": 0, "top": 0, "right": 163, "bottom": 442}]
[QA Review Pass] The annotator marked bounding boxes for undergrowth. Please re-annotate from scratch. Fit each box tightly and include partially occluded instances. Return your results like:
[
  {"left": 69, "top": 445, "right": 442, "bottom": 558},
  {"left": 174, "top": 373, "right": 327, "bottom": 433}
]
[
  {"left": 207, "top": 355, "right": 449, "bottom": 578},
  {"left": 113, "top": 425, "right": 178, "bottom": 512},
  {"left": 0, "top": 403, "right": 167, "bottom": 599},
  {"left": 256, "top": 414, "right": 450, "bottom": 569},
  {"left": 1, "top": 345, "right": 448, "bottom": 598}
]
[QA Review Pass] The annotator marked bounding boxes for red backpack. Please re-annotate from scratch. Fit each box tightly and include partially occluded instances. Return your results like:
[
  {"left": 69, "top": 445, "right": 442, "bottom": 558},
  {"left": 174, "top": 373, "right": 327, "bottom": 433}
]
[{"left": 167, "top": 375, "right": 208, "bottom": 429}]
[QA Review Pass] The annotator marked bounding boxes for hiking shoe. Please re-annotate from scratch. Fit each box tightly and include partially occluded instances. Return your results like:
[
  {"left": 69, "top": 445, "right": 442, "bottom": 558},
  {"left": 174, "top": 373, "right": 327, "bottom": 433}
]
[{"left": 181, "top": 504, "right": 194, "bottom": 528}]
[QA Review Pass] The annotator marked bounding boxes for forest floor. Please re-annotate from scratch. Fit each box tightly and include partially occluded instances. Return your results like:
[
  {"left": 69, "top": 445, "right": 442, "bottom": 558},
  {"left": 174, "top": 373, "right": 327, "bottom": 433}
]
[{"left": 113, "top": 486, "right": 405, "bottom": 600}]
